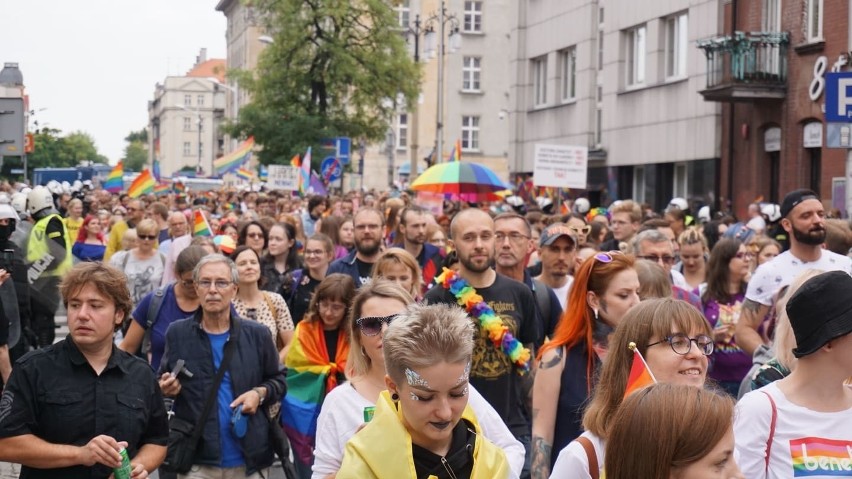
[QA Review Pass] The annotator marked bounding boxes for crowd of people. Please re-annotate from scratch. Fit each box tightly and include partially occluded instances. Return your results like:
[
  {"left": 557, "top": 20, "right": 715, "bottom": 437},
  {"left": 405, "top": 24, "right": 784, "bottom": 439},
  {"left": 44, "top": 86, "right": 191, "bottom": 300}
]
[{"left": 0, "top": 179, "right": 850, "bottom": 479}]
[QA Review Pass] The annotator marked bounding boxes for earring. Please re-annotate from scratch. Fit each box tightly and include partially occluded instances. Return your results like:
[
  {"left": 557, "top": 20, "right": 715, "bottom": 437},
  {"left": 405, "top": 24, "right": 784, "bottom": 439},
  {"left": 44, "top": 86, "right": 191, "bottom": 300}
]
[
  {"left": 391, "top": 392, "right": 399, "bottom": 401},
  {"left": 592, "top": 308, "right": 599, "bottom": 321}
]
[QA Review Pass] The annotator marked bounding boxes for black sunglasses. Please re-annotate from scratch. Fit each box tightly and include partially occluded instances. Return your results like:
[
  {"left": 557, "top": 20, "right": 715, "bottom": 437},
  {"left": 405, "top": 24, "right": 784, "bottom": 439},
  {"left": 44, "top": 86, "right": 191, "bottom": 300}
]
[{"left": 355, "top": 314, "right": 399, "bottom": 336}]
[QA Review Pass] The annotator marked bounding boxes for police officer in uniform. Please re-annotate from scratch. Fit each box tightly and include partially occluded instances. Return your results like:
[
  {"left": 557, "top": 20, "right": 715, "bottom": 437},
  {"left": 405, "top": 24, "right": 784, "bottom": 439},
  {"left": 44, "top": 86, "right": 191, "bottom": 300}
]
[{"left": 26, "top": 186, "right": 72, "bottom": 348}]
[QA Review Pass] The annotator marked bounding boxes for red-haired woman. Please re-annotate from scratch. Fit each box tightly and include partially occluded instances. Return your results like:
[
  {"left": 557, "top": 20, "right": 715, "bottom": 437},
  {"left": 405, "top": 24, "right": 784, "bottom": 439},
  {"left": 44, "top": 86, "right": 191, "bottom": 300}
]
[
  {"left": 71, "top": 214, "right": 106, "bottom": 262},
  {"left": 530, "top": 252, "right": 640, "bottom": 479}
]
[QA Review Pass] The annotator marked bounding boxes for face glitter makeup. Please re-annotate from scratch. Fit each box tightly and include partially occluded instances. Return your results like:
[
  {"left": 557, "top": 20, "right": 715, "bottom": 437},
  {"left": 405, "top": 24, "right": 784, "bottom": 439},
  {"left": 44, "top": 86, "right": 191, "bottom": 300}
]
[
  {"left": 405, "top": 368, "right": 430, "bottom": 388},
  {"left": 409, "top": 391, "right": 421, "bottom": 401},
  {"left": 455, "top": 362, "right": 471, "bottom": 386}
]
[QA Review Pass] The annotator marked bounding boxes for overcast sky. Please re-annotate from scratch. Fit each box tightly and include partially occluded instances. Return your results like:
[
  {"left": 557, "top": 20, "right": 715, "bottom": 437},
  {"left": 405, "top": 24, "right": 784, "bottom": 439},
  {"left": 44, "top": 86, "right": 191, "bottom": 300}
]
[{"left": 0, "top": 1, "right": 226, "bottom": 164}]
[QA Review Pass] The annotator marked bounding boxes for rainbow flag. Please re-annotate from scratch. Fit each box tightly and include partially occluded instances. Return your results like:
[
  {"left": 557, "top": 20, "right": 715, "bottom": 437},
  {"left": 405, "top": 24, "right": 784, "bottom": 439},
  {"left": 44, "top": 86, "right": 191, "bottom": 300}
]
[
  {"left": 127, "top": 169, "right": 156, "bottom": 198},
  {"left": 173, "top": 180, "right": 186, "bottom": 194},
  {"left": 282, "top": 321, "right": 350, "bottom": 466},
  {"left": 236, "top": 167, "right": 254, "bottom": 181},
  {"left": 299, "top": 147, "right": 312, "bottom": 196},
  {"left": 448, "top": 139, "right": 461, "bottom": 162},
  {"left": 153, "top": 183, "right": 170, "bottom": 196},
  {"left": 103, "top": 161, "right": 124, "bottom": 193},
  {"left": 152, "top": 159, "right": 161, "bottom": 183},
  {"left": 623, "top": 344, "right": 657, "bottom": 399},
  {"left": 290, "top": 154, "right": 300, "bottom": 167},
  {"left": 193, "top": 210, "right": 212, "bottom": 237},
  {"left": 214, "top": 136, "right": 254, "bottom": 176}
]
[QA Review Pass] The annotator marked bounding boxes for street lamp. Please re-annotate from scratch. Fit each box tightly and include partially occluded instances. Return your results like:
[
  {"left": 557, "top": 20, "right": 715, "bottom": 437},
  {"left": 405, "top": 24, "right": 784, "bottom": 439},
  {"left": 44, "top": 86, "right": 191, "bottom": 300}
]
[
  {"left": 176, "top": 104, "right": 203, "bottom": 175},
  {"left": 205, "top": 77, "right": 239, "bottom": 152},
  {"left": 422, "top": 1, "right": 462, "bottom": 165}
]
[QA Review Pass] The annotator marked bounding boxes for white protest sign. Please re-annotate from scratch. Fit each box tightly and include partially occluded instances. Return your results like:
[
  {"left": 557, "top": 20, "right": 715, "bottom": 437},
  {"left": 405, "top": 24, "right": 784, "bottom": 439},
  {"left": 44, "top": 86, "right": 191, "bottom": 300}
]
[
  {"left": 267, "top": 165, "right": 300, "bottom": 191},
  {"left": 533, "top": 144, "right": 588, "bottom": 189}
]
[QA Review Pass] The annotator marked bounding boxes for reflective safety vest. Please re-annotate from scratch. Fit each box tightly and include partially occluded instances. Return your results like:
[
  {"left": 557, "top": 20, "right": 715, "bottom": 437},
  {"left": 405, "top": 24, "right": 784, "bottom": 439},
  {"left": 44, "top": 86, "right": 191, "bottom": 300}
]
[{"left": 27, "top": 213, "right": 73, "bottom": 277}]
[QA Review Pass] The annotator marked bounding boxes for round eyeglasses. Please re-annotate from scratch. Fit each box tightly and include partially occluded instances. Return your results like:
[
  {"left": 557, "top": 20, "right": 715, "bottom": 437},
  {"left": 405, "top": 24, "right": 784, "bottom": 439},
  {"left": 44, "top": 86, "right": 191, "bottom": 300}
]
[{"left": 647, "top": 333, "right": 714, "bottom": 356}]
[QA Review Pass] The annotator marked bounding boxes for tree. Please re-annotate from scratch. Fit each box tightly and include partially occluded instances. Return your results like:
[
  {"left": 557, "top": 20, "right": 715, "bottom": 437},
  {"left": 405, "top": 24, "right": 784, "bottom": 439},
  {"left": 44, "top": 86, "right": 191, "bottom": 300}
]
[
  {"left": 123, "top": 141, "right": 148, "bottom": 172},
  {"left": 125, "top": 128, "right": 148, "bottom": 144},
  {"left": 26, "top": 129, "right": 107, "bottom": 169},
  {"left": 230, "top": 0, "right": 420, "bottom": 165}
]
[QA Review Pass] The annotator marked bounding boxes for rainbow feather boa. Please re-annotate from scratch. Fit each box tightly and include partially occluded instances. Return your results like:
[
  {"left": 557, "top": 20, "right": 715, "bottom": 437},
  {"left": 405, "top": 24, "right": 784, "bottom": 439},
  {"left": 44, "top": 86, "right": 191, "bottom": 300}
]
[{"left": 436, "top": 268, "right": 531, "bottom": 374}]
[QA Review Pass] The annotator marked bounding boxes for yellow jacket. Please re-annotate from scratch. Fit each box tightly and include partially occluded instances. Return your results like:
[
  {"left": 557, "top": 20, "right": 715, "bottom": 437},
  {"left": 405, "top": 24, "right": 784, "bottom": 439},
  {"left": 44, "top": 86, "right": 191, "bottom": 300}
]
[
  {"left": 104, "top": 219, "right": 128, "bottom": 262},
  {"left": 337, "top": 391, "right": 510, "bottom": 479}
]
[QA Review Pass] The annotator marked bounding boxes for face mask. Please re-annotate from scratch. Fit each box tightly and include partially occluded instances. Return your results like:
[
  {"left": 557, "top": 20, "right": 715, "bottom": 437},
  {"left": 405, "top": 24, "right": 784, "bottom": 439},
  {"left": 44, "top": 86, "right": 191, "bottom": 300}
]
[{"left": 0, "top": 221, "right": 14, "bottom": 243}]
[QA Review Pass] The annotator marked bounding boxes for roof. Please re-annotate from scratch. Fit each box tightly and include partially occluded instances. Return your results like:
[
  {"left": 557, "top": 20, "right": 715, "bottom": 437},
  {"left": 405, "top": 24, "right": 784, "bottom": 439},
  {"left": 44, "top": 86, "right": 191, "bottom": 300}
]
[{"left": 186, "top": 59, "right": 226, "bottom": 83}]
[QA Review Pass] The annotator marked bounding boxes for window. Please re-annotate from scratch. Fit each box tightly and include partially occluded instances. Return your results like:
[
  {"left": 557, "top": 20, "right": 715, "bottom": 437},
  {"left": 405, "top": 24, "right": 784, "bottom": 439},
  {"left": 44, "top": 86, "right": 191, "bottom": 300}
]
[
  {"left": 626, "top": 25, "right": 646, "bottom": 86},
  {"left": 462, "top": 56, "right": 481, "bottom": 92},
  {"left": 461, "top": 116, "right": 480, "bottom": 151},
  {"left": 664, "top": 13, "right": 688, "bottom": 79},
  {"left": 183, "top": 117, "right": 191, "bottom": 131},
  {"left": 197, "top": 94, "right": 205, "bottom": 107},
  {"left": 762, "top": 0, "right": 781, "bottom": 31},
  {"left": 633, "top": 166, "right": 646, "bottom": 204},
  {"left": 396, "top": 113, "right": 408, "bottom": 149},
  {"left": 199, "top": 142, "right": 203, "bottom": 158},
  {"left": 806, "top": 0, "right": 823, "bottom": 42},
  {"left": 394, "top": 0, "right": 410, "bottom": 28},
  {"left": 532, "top": 56, "right": 548, "bottom": 106},
  {"left": 183, "top": 142, "right": 191, "bottom": 156},
  {"left": 595, "top": 108, "right": 602, "bottom": 146},
  {"left": 184, "top": 94, "right": 192, "bottom": 106},
  {"left": 597, "top": 29, "right": 604, "bottom": 71},
  {"left": 463, "top": 1, "right": 483, "bottom": 33},
  {"left": 559, "top": 48, "right": 576, "bottom": 102},
  {"left": 674, "top": 163, "right": 688, "bottom": 198}
]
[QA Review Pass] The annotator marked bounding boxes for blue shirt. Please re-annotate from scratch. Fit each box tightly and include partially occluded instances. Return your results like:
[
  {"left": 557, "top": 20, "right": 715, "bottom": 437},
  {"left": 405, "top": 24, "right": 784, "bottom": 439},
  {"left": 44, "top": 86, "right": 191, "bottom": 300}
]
[
  {"left": 207, "top": 331, "right": 243, "bottom": 468},
  {"left": 131, "top": 284, "right": 196, "bottom": 372},
  {"left": 71, "top": 242, "right": 106, "bottom": 262}
]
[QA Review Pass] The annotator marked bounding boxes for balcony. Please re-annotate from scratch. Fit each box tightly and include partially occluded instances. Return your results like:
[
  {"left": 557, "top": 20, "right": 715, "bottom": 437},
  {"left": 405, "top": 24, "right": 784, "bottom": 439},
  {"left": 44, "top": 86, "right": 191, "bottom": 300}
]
[{"left": 697, "top": 31, "right": 789, "bottom": 102}]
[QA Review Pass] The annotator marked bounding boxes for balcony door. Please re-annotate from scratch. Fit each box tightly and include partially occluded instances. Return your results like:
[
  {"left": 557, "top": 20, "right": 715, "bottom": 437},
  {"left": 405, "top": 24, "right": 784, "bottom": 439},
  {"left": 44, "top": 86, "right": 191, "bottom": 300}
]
[{"left": 762, "top": 0, "right": 782, "bottom": 75}]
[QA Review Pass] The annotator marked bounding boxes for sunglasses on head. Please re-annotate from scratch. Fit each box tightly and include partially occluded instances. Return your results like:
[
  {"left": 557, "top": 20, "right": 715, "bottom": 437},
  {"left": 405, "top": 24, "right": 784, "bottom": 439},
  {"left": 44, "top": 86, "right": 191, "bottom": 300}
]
[
  {"left": 593, "top": 250, "right": 624, "bottom": 263},
  {"left": 356, "top": 314, "right": 399, "bottom": 336}
]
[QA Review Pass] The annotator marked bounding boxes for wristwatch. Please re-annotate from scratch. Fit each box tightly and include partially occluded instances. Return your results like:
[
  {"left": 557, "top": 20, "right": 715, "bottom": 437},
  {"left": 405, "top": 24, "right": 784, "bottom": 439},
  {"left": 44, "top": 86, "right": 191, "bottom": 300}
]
[{"left": 252, "top": 387, "right": 266, "bottom": 405}]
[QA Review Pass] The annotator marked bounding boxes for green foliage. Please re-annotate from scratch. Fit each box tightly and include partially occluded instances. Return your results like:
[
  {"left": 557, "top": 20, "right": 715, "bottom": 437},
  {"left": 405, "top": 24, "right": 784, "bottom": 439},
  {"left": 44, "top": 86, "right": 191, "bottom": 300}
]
[
  {"left": 229, "top": 0, "right": 420, "bottom": 165},
  {"left": 123, "top": 141, "right": 148, "bottom": 172},
  {"left": 124, "top": 128, "right": 148, "bottom": 144},
  {"left": 26, "top": 129, "right": 108, "bottom": 170}
]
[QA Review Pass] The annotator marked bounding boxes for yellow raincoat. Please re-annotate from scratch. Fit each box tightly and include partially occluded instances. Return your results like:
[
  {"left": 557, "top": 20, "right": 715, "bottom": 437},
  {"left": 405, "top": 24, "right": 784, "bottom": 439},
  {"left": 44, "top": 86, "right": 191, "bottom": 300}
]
[{"left": 338, "top": 390, "right": 510, "bottom": 479}]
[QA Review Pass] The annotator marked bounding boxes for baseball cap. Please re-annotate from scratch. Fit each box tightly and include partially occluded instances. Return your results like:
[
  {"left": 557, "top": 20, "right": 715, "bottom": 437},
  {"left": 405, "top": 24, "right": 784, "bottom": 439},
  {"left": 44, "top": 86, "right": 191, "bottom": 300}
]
[
  {"left": 780, "top": 189, "right": 819, "bottom": 219},
  {"left": 539, "top": 223, "right": 578, "bottom": 247},
  {"left": 786, "top": 271, "right": 852, "bottom": 358}
]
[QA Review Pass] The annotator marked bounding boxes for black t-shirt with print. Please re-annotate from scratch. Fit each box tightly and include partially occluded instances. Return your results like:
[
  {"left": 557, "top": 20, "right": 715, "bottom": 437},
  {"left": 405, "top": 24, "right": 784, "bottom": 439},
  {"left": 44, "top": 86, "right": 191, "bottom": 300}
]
[
  {"left": 355, "top": 259, "right": 374, "bottom": 286},
  {"left": 424, "top": 272, "right": 538, "bottom": 438}
]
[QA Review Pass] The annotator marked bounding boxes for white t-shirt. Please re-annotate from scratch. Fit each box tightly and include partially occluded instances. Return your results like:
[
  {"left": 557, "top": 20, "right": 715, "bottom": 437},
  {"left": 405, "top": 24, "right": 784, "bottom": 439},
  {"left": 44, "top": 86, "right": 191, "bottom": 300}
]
[
  {"left": 734, "top": 382, "right": 852, "bottom": 479},
  {"left": 745, "top": 249, "right": 852, "bottom": 306},
  {"left": 109, "top": 250, "right": 165, "bottom": 306},
  {"left": 549, "top": 431, "right": 605, "bottom": 479},
  {"left": 670, "top": 269, "right": 691, "bottom": 290},
  {"left": 312, "top": 381, "right": 524, "bottom": 479},
  {"left": 551, "top": 276, "right": 573, "bottom": 311}
]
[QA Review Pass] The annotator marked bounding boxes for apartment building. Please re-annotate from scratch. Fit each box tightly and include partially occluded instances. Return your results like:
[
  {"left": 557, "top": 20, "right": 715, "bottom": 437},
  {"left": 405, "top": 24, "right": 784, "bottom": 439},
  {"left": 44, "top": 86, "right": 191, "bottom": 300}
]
[
  {"left": 147, "top": 50, "right": 226, "bottom": 177},
  {"left": 511, "top": 0, "right": 722, "bottom": 209}
]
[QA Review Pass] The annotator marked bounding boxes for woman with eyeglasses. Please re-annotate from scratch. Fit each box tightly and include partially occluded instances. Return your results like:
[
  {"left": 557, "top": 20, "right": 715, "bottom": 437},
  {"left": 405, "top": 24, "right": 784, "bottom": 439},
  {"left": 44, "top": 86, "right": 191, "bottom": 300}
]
[
  {"left": 262, "top": 222, "right": 303, "bottom": 295},
  {"left": 282, "top": 273, "right": 357, "bottom": 479},
  {"left": 118, "top": 245, "right": 209, "bottom": 371},
  {"left": 283, "top": 234, "right": 334, "bottom": 327},
  {"left": 313, "top": 280, "right": 525, "bottom": 479},
  {"left": 238, "top": 220, "right": 268, "bottom": 257},
  {"left": 108, "top": 218, "right": 166, "bottom": 309},
  {"left": 335, "top": 300, "right": 514, "bottom": 479},
  {"left": 604, "top": 383, "right": 742, "bottom": 479},
  {"left": 699, "top": 238, "right": 752, "bottom": 397},
  {"left": 230, "top": 246, "right": 295, "bottom": 364},
  {"left": 72, "top": 214, "right": 107, "bottom": 262},
  {"left": 549, "top": 298, "right": 714, "bottom": 479},
  {"left": 531, "top": 251, "right": 640, "bottom": 479},
  {"left": 564, "top": 214, "right": 591, "bottom": 245}
]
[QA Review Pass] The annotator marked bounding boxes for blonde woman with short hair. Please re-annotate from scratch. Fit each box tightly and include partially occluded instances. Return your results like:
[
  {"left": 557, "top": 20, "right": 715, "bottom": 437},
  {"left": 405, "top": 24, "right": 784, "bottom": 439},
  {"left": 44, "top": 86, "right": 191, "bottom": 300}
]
[{"left": 108, "top": 218, "right": 165, "bottom": 308}]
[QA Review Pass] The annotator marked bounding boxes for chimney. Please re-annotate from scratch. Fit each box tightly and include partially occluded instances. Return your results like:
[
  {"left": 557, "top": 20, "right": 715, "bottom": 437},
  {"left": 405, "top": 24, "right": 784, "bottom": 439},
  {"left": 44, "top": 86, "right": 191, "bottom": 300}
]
[{"left": 196, "top": 48, "right": 208, "bottom": 66}]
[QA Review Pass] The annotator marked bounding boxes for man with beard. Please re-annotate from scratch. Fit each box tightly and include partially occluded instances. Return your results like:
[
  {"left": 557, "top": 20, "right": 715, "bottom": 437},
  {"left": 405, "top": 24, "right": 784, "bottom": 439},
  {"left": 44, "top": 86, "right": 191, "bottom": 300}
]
[
  {"left": 395, "top": 205, "right": 443, "bottom": 289},
  {"left": 424, "top": 208, "right": 538, "bottom": 479},
  {"left": 736, "top": 189, "right": 852, "bottom": 356},
  {"left": 327, "top": 207, "right": 383, "bottom": 287}
]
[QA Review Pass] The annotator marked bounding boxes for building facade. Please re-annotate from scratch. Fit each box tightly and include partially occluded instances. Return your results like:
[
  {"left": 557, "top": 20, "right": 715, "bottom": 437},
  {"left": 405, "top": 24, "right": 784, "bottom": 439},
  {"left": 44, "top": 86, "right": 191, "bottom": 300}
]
[
  {"left": 147, "top": 50, "right": 226, "bottom": 177},
  {"left": 698, "top": 0, "right": 849, "bottom": 218},
  {"left": 511, "top": 0, "right": 722, "bottom": 209}
]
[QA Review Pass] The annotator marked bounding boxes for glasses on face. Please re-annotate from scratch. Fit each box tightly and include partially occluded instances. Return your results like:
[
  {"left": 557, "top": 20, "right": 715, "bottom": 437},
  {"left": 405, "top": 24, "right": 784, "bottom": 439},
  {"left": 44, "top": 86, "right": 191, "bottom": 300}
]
[
  {"left": 571, "top": 226, "right": 592, "bottom": 235},
  {"left": 356, "top": 314, "right": 399, "bottom": 336},
  {"left": 637, "top": 254, "right": 676, "bottom": 266},
  {"left": 138, "top": 235, "right": 157, "bottom": 241},
  {"left": 319, "top": 300, "right": 346, "bottom": 313},
  {"left": 196, "top": 280, "right": 233, "bottom": 290},
  {"left": 734, "top": 252, "right": 754, "bottom": 260},
  {"left": 304, "top": 249, "right": 326, "bottom": 257},
  {"left": 647, "top": 333, "right": 714, "bottom": 356},
  {"left": 494, "top": 232, "right": 530, "bottom": 244},
  {"left": 593, "top": 251, "right": 625, "bottom": 263},
  {"left": 247, "top": 232, "right": 264, "bottom": 239}
]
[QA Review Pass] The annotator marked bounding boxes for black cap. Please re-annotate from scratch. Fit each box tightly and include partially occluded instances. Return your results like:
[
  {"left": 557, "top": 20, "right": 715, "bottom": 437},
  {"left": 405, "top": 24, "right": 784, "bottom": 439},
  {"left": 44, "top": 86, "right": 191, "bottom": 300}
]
[
  {"left": 779, "top": 189, "right": 819, "bottom": 219},
  {"left": 786, "top": 271, "right": 852, "bottom": 358},
  {"left": 539, "top": 223, "right": 578, "bottom": 247}
]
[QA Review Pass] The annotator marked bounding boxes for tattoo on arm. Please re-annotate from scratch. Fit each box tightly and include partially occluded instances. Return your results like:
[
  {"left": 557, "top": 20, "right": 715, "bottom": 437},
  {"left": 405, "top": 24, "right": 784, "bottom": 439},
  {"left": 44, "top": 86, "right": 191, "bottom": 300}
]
[
  {"left": 539, "top": 346, "right": 564, "bottom": 370},
  {"left": 531, "top": 435, "right": 553, "bottom": 479},
  {"left": 742, "top": 298, "right": 762, "bottom": 313}
]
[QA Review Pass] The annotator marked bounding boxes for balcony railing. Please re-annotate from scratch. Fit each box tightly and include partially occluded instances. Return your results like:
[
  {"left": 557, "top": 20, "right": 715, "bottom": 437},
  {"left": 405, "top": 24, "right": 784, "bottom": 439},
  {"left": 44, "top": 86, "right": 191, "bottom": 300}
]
[{"left": 696, "top": 31, "right": 789, "bottom": 102}]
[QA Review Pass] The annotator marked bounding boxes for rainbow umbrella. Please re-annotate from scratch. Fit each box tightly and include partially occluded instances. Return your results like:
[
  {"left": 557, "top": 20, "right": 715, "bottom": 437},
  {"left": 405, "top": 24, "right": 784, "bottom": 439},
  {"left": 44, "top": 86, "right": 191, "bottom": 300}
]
[{"left": 411, "top": 161, "right": 509, "bottom": 201}]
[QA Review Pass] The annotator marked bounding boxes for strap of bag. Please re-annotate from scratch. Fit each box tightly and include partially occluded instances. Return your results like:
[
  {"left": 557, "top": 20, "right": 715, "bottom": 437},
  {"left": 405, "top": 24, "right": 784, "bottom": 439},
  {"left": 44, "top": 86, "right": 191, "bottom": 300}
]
[
  {"left": 262, "top": 291, "right": 278, "bottom": 320},
  {"left": 576, "top": 436, "right": 599, "bottom": 479},
  {"left": 760, "top": 391, "right": 778, "bottom": 474},
  {"left": 189, "top": 337, "right": 236, "bottom": 446}
]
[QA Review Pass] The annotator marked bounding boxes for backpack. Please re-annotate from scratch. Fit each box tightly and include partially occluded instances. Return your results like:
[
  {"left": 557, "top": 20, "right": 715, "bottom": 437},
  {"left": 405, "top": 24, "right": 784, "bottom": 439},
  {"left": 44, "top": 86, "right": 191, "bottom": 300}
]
[{"left": 142, "top": 285, "right": 169, "bottom": 354}]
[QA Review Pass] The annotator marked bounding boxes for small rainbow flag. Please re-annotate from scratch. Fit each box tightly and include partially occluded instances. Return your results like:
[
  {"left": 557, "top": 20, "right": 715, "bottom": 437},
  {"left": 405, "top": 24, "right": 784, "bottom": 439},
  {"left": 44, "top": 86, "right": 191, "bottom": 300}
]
[
  {"left": 104, "top": 161, "right": 124, "bottom": 193},
  {"left": 447, "top": 139, "right": 462, "bottom": 163},
  {"left": 214, "top": 137, "right": 254, "bottom": 176},
  {"left": 127, "top": 169, "right": 156, "bottom": 198},
  {"left": 152, "top": 159, "right": 161, "bottom": 183},
  {"left": 153, "top": 183, "right": 171, "bottom": 196},
  {"left": 193, "top": 210, "right": 212, "bottom": 237},
  {"left": 173, "top": 180, "right": 186, "bottom": 194},
  {"left": 624, "top": 343, "right": 657, "bottom": 399},
  {"left": 299, "top": 147, "right": 312, "bottom": 196},
  {"left": 236, "top": 167, "right": 254, "bottom": 181},
  {"left": 290, "top": 154, "right": 300, "bottom": 167}
]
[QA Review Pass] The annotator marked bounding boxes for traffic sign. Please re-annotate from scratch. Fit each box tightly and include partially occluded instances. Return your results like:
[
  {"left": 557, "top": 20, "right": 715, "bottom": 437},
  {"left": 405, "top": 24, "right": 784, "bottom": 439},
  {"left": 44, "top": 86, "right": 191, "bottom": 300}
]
[
  {"left": 825, "top": 72, "right": 852, "bottom": 122},
  {"left": 320, "top": 137, "right": 351, "bottom": 165},
  {"left": 321, "top": 156, "right": 342, "bottom": 182}
]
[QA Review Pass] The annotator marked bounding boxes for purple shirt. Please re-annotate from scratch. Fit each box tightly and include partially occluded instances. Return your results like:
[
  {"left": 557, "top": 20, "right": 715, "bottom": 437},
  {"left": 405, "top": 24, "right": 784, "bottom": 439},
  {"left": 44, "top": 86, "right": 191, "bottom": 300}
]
[{"left": 702, "top": 292, "right": 752, "bottom": 383}]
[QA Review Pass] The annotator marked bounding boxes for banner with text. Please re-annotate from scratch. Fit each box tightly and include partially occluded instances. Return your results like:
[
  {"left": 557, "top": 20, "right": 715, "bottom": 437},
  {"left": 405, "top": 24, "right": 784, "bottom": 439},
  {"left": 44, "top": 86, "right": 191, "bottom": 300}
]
[
  {"left": 267, "top": 165, "right": 300, "bottom": 191},
  {"left": 533, "top": 144, "right": 588, "bottom": 189}
]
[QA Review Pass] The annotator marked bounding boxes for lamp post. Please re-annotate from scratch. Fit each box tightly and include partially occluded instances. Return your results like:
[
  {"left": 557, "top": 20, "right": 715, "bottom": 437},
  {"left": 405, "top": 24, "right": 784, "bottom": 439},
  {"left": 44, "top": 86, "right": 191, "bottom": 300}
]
[
  {"left": 404, "top": 15, "right": 425, "bottom": 184},
  {"left": 177, "top": 104, "right": 203, "bottom": 175},
  {"left": 423, "top": 1, "right": 462, "bottom": 165},
  {"left": 205, "top": 77, "right": 239, "bottom": 152}
]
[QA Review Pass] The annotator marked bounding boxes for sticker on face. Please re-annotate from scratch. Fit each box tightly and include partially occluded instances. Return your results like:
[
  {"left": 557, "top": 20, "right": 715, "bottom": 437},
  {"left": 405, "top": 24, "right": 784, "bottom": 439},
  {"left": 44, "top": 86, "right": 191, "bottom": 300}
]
[{"left": 405, "top": 367, "right": 430, "bottom": 388}]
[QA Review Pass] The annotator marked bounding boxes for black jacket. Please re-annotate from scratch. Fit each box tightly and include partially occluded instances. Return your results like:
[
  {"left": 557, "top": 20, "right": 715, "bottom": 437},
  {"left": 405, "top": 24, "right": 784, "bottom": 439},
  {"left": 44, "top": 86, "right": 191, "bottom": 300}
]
[{"left": 159, "top": 310, "right": 286, "bottom": 474}]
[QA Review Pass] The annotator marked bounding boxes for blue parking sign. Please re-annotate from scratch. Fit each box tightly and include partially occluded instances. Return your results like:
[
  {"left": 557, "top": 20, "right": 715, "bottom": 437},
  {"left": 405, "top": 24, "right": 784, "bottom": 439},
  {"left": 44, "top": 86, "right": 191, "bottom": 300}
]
[{"left": 825, "top": 72, "right": 852, "bottom": 122}]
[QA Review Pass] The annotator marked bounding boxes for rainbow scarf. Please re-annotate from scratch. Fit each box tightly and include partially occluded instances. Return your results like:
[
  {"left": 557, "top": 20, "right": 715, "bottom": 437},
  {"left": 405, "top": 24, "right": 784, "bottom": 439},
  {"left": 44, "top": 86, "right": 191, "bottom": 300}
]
[
  {"left": 281, "top": 320, "right": 350, "bottom": 465},
  {"left": 435, "top": 268, "right": 531, "bottom": 373}
]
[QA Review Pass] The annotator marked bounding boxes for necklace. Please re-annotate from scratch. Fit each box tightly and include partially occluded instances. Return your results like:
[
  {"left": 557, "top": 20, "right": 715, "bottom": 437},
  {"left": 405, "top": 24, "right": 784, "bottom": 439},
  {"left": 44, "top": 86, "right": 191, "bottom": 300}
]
[{"left": 435, "top": 268, "right": 531, "bottom": 374}]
